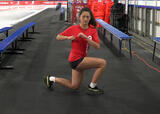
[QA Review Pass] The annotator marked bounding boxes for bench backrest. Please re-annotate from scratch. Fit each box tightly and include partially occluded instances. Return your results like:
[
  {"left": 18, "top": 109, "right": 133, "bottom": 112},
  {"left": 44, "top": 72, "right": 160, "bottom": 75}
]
[{"left": 96, "top": 19, "right": 131, "bottom": 39}]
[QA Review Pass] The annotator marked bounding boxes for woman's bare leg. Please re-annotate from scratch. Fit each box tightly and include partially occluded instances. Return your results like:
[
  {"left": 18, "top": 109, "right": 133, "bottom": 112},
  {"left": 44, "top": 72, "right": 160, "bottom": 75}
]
[
  {"left": 76, "top": 57, "right": 107, "bottom": 84},
  {"left": 45, "top": 57, "right": 106, "bottom": 91},
  {"left": 55, "top": 70, "right": 83, "bottom": 90}
]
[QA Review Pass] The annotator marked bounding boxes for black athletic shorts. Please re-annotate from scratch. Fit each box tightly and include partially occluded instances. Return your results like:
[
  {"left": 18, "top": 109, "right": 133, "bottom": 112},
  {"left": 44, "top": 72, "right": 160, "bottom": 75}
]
[{"left": 69, "top": 57, "right": 84, "bottom": 69}]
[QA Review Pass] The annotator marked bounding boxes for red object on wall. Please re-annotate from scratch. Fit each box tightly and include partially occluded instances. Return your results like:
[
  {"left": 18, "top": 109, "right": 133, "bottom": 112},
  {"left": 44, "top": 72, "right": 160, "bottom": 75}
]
[
  {"left": 72, "top": 0, "right": 85, "bottom": 24},
  {"left": 104, "top": 0, "right": 114, "bottom": 24},
  {"left": 87, "top": 0, "right": 113, "bottom": 27},
  {"left": 90, "top": 2, "right": 105, "bottom": 27}
]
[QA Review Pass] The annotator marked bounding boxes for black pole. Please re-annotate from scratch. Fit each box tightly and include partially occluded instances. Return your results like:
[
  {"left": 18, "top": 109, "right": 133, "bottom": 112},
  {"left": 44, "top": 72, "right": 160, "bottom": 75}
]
[
  {"left": 67, "top": 0, "right": 69, "bottom": 22},
  {"left": 114, "top": 0, "right": 118, "bottom": 3}
]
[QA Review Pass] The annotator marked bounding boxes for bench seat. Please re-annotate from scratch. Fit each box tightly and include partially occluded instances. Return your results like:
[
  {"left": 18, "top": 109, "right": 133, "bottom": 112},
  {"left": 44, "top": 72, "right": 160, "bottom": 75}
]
[{"left": 96, "top": 19, "right": 132, "bottom": 58}]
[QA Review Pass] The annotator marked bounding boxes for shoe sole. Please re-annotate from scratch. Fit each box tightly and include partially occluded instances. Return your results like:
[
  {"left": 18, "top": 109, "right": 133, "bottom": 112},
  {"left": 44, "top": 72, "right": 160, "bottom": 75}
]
[
  {"left": 43, "top": 76, "right": 52, "bottom": 89},
  {"left": 87, "top": 89, "right": 104, "bottom": 95}
]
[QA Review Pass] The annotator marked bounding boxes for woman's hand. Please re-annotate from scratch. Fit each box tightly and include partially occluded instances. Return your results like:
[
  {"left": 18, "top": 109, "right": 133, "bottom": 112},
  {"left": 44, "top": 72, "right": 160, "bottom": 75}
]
[
  {"left": 78, "top": 33, "right": 88, "bottom": 39},
  {"left": 78, "top": 33, "right": 100, "bottom": 49}
]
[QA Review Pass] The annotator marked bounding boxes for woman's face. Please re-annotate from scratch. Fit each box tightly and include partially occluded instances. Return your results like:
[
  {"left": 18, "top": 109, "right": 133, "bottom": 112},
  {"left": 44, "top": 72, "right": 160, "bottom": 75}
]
[{"left": 79, "top": 11, "right": 91, "bottom": 26}]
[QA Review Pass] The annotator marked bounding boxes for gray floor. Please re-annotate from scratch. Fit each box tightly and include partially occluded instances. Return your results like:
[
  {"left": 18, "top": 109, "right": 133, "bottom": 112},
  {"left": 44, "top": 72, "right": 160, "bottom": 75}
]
[{"left": 0, "top": 8, "right": 160, "bottom": 114}]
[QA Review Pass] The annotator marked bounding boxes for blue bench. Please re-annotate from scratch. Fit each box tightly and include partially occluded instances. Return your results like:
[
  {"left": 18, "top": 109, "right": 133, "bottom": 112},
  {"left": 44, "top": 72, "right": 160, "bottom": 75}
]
[
  {"left": 0, "top": 27, "right": 12, "bottom": 37},
  {"left": 96, "top": 19, "right": 132, "bottom": 58},
  {"left": 0, "top": 22, "right": 36, "bottom": 69},
  {"left": 24, "top": 22, "right": 36, "bottom": 38},
  {"left": 19, "top": 22, "right": 36, "bottom": 40},
  {"left": 152, "top": 37, "right": 160, "bottom": 61}
]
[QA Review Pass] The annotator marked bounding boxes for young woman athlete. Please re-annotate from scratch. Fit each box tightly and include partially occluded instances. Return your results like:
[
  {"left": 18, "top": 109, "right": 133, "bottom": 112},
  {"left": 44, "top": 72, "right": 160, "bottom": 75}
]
[{"left": 44, "top": 7, "right": 107, "bottom": 95}]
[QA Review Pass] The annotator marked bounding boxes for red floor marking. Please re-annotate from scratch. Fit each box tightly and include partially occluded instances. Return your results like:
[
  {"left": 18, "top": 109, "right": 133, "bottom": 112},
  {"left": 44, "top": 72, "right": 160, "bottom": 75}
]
[{"left": 132, "top": 51, "right": 160, "bottom": 73}]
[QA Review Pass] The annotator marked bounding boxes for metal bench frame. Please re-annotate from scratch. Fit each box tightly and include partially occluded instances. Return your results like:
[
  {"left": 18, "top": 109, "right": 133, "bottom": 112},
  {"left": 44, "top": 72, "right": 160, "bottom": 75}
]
[{"left": 96, "top": 19, "right": 132, "bottom": 59}]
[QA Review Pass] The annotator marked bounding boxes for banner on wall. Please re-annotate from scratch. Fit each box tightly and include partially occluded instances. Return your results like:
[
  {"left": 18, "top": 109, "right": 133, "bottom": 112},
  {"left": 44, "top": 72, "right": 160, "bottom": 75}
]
[{"left": 0, "top": 1, "right": 67, "bottom": 6}]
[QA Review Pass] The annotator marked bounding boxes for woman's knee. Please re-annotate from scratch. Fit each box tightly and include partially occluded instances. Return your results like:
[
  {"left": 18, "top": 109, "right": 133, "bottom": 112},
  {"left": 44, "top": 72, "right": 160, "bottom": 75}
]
[
  {"left": 71, "top": 84, "right": 80, "bottom": 90},
  {"left": 99, "top": 59, "right": 107, "bottom": 68}
]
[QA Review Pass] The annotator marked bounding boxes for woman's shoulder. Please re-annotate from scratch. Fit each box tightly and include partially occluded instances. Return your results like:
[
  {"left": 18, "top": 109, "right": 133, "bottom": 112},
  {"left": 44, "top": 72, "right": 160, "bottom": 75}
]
[
  {"left": 65, "top": 25, "right": 79, "bottom": 31},
  {"left": 64, "top": 25, "right": 78, "bottom": 31},
  {"left": 89, "top": 25, "right": 97, "bottom": 31}
]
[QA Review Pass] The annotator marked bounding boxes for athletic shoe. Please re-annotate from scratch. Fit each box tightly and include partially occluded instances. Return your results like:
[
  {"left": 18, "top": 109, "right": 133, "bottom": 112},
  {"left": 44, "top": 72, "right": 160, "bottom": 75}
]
[
  {"left": 87, "top": 85, "right": 104, "bottom": 95},
  {"left": 43, "top": 75, "right": 53, "bottom": 89}
]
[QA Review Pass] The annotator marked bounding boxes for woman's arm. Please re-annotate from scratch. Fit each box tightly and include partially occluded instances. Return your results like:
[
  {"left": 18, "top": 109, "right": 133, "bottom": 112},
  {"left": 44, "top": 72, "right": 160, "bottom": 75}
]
[
  {"left": 56, "top": 34, "right": 76, "bottom": 41},
  {"left": 78, "top": 33, "right": 100, "bottom": 49}
]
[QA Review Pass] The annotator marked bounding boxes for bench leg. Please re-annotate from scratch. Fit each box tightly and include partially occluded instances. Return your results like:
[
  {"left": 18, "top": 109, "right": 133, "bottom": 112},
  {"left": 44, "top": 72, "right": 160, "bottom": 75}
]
[
  {"left": 0, "top": 53, "right": 2, "bottom": 63},
  {"left": 110, "top": 33, "right": 113, "bottom": 44},
  {"left": 5, "top": 30, "right": 8, "bottom": 37},
  {"left": 26, "top": 29, "right": 29, "bottom": 38},
  {"left": 129, "top": 39, "right": 132, "bottom": 59},
  {"left": 23, "top": 33, "right": 25, "bottom": 38},
  {"left": 25, "top": 29, "right": 35, "bottom": 40},
  {"left": 119, "top": 39, "right": 122, "bottom": 56},
  {"left": 6, "top": 41, "right": 24, "bottom": 54},
  {"left": 14, "top": 40, "right": 24, "bottom": 53},
  {"left": 32, "top": 26, "right": 35, "bottom": 33},
  {"left": 19, "top": 33, "right": 31, "bottom": 42},
  {"left": 29, "top": 26, "right": 37, "bottom": 34},
  {"left": 103, "top": 29, "right": 106, "bottom": 40},
  {"left": 152, "top": 42, "right": 156, "bottom": 61}
]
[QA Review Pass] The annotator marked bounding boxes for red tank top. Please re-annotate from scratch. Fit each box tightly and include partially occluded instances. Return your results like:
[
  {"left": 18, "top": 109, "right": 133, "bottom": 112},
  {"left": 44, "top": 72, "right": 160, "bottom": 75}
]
[{"left": 60, "top": 25, "right": 99, "bottom": 62}]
